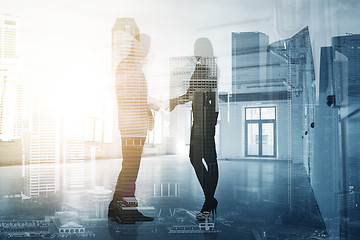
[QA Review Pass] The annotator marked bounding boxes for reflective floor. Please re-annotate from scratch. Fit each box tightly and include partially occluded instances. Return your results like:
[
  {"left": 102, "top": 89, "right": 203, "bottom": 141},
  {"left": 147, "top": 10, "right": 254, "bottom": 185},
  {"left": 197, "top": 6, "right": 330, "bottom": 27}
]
[{"left": 0, "top": 156, "right": 329, "bottom": 239}]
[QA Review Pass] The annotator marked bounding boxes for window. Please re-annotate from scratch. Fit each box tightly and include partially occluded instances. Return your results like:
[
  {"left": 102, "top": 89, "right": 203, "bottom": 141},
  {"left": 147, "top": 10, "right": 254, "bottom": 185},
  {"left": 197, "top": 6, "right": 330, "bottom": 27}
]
[{"left": 245, "top": 106, "right": 276, "bottom": 157}]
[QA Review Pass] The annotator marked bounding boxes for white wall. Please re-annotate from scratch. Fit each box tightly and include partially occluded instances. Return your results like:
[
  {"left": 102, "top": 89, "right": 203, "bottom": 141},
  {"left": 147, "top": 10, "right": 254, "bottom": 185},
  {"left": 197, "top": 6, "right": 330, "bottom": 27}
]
[
  {"left": 168, "top": 99, "right": 300, "bottom": 162},
  {"left": 218, "top": 100, "right": 289, "bottom": 160}
]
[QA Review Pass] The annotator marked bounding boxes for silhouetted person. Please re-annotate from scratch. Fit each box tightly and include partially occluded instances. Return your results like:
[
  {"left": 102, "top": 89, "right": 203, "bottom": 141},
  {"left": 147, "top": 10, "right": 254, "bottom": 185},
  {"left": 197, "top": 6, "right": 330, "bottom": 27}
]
[
  {"left": 108, "top": 33, "right": 156, "bottom": 224},
  {"left": 170, "top": 38, "right": 219, "bottom": 219}
]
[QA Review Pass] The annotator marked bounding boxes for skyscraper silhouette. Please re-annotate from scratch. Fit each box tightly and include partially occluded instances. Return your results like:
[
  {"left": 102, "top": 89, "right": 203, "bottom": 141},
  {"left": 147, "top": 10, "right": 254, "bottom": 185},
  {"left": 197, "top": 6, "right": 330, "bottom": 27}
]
[
  {"left": 24, "top": 94, "right": 60, "bottom": 198},
  {"left": 112, "top": 18, "right": 140, "bottom": 71},
  {"left": 110, "top": 18, "right": 140, "bottom": 158},
  {"left": 0, "top": 14, "right": 23, "bottom": 142}
]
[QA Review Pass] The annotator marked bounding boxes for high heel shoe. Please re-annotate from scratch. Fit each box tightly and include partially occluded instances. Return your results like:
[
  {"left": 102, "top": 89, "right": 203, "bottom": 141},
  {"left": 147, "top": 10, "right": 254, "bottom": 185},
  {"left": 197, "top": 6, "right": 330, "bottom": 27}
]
[
  {"left": 207, "top": 198, "right": 218, "bottom": 219},
  {"left": 196, "top": 197, "right": 218, "bottom": 220}
]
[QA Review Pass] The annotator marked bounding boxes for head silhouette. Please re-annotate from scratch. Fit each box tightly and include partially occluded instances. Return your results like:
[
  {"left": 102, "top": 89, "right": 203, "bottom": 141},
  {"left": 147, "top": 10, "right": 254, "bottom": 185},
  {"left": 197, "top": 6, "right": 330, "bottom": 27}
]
[{"left": 194, "top": 38, "right": 214, "bottom": 58}]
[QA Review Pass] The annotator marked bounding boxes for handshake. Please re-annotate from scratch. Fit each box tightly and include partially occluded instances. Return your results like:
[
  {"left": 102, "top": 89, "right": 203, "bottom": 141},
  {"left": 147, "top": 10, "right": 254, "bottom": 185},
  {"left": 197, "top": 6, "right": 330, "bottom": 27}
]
[{"left": 148, "top": 97, "right": 176, "bottom": 112}]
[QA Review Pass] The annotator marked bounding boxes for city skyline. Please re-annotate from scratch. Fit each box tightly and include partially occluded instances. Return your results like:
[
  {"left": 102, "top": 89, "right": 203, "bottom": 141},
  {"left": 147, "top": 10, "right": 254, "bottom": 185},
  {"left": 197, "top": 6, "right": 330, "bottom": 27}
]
[
  {"left": 0, "top": 1, "right": 360, "bottom": 239},
  {"left": 1, "top": 0, "right": 360, "bottom": 106}
]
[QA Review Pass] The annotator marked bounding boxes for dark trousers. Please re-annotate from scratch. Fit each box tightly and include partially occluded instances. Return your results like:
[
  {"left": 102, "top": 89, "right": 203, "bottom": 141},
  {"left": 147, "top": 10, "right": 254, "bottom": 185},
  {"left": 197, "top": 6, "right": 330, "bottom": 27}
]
[
  {"left": 190, "top": 111, "right": 219, "bottom": 200},
  {"left": 113, "top": 137, "right": 146, "bottom": 200},
  {"left": 190, "top": 117, "right": 219, "bottom": 199}
]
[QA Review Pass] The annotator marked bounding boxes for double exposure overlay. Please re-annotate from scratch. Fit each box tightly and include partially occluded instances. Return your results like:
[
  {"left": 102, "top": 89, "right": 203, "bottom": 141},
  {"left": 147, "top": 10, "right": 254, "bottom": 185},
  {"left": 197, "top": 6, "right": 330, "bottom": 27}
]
[{"left": 0, "top": 1, "right": 360, "bottom": 239}]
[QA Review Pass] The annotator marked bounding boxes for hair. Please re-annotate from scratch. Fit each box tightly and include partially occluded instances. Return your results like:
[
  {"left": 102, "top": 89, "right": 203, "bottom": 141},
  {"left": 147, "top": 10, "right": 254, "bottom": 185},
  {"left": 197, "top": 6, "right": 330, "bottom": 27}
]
[{"left": 194, "top": 37, "right": 214, "bottom": 57}]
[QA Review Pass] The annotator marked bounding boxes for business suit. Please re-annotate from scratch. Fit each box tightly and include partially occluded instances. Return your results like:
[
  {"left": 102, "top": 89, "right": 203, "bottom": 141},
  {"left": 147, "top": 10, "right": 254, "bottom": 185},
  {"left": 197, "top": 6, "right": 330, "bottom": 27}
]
[
  {"left": 170, "top": 57, "right": 219, "bottom": 203},
  {"left": 108, "top": 34, "right": 154, "bottom": 224},
  {"left": 113, "top": 53, "right": 149, "bottom": 201}
]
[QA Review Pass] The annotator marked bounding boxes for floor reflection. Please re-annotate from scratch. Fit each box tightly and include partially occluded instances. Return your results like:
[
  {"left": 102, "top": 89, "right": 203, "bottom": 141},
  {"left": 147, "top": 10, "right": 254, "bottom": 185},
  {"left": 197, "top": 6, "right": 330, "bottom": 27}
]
[{"left": 0, "top": 156, "right": 328, "bottom": 239}]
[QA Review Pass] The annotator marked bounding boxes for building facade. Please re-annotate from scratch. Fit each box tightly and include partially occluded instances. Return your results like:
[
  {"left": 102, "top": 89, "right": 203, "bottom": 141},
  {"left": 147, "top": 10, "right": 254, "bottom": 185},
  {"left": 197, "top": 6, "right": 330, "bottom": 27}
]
[
  {"left": 0, "top": 14, "right": 23, "bottom": 142},
  {"left": 169, "top": 56, "right": 219, "bottom": 155},
  {"left": 110, "top": 18, "right": 140, "bottom": 157},
  {"left": 220, "top": 27, "right": 315, "bottom": 168},
  {"left": 312, "top": 34, "right": 360, "bottom": 237},
  {"left": 23, "top": 95, "right": 60, "bottom": 198}
]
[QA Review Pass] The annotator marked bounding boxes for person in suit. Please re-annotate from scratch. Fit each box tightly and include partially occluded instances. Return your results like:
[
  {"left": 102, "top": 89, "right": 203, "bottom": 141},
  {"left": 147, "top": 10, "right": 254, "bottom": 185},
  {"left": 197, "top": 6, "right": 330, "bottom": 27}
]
[
  {"left": 170, "top": 38, "right": 219, "bottom": 220},
  {"left": 108, "top": 33, "right": 157, "bottom": 224}
]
